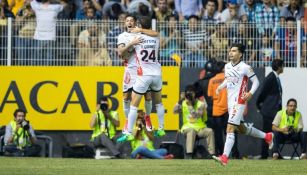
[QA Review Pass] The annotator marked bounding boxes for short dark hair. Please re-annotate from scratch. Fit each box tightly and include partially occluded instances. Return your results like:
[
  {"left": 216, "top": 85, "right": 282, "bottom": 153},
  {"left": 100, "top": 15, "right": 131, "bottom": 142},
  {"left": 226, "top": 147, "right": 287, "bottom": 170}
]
[
  {"left": 231, "top": 43, "right": 246, "bottom": 55},
  {"left": 287, "top": 98, "right": 297, "bottom": 106},
  {"left": 271, "top": 59, "right": 284, "bottom": 71},
  {"left": 206, "top": 0, "right": 217, "bottom": 6},
  {"left": 13, "top": 109, "right": 26, "bottom": 118},
  {"left": 98, "top": 97, "right": 108, "bottom": 103},
  {"left": 165, "top": 14, "right": 178, "bottom": 21},
  {"left": 126, "top": 14, "right": 137, "bottom": 21},
  {"left": 139, "top": 16, "right": 152, "bottom": 29},
  {"left": 286, "top": 16, "right": 296, "bottom": 22},
  {"left": 188, "top": 15, "right": 199, "bottom": 21},
  {"left": 184, "top": 84, "right": 196, "bottom": 93}
]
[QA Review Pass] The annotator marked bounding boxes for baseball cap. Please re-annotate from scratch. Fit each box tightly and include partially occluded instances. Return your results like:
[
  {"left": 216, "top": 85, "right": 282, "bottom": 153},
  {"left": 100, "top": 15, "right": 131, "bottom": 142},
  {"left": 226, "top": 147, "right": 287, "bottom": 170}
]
[{"left": 228, "top": 0, "right": 237, "bottom": 4}]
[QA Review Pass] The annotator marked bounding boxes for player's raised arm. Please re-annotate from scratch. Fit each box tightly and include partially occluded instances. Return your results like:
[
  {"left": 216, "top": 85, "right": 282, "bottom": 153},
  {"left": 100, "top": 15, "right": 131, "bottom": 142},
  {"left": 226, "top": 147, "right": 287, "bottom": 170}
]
[{"left": 130, "top": 27, "right": 159, "bottom": 37}]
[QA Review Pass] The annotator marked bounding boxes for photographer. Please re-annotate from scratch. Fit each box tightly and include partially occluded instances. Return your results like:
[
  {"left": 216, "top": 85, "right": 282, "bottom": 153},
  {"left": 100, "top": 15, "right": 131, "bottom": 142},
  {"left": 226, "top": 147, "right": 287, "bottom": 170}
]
[
  {"left": 272, "top": 98, "right": 306, "bottom": 159},
  {"left": 130, "top": 110, "right": 173, "bottom": 159},
  {"left": 173, "top": 84, "right": 215, "bottom": 159},
  {"left": 90, "top": 97, "right": 121, "bottom": 158},
  {"left": 4, "top": 109, "right": 41, "bottom": 157}
]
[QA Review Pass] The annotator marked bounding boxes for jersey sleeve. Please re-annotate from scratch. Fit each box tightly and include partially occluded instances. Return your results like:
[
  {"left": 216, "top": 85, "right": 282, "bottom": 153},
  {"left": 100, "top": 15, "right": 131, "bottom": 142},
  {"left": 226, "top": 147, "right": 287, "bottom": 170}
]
[
  {"left": 117, "top": 34, "right": 126, "bottom": 46},
  {"left": 245, "top": 64, "right": 256, "bottom": 78}
]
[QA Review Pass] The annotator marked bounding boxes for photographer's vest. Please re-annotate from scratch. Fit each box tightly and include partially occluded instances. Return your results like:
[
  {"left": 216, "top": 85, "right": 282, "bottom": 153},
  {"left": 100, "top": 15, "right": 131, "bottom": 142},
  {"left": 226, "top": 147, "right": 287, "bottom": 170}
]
[
  {"left": 9, "top": 121, "right": 31, "bottom": 148},
  {"left": 181, "top": 100, "right": 206, "bottom": 132},
  {"left": 131, "top": 130, "right": 154, "bottom": 152},
  {"left": 278, "top": 109, "right": 301, "bottom": 129},
  {"left": 91, "top": 110, "right": 118, "bottom": 141}
]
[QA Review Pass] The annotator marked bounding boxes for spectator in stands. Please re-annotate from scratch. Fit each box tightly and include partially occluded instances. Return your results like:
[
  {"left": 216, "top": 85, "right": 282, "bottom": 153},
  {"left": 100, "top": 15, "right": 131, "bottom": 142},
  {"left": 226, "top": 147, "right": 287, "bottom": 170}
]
[
  {"left": 153, "top": 0, "right": 172, "bottom": 21},
  {"left": 75, "top": 0, "right": 101, "bottom": 20},
  {"left": 208, "top": 61, "right": 240, "bottom": 158},
  {"left": 275, "top": 17, "right": 300, "bottom": 67},
  {"left": 127, "top": 0, "right": 153, "bottom": 19},
  {"left": 15, "top": 2, "right": 35, "bottom": 65},
  {"left": 77, "top": 22, "right": 111, "bottom": 66},
  {"left": 257, "top": 59, "right": 284, "bottom": 159},
  {"left": 130, "top": 110, "right": 174, "bottom": 159},
  {"left": 183, "top": 15, "right": 209, "bottom": 67},
  {"left": 90, "top": 97, "right": 121, "bottom": 158},
  {"left": 258, "top": 34, "right": 275, "bottom": 67},
  {"left": 160, "top": 14, "right": 182, "bottom": 66},
  {"left": 255, "top": 0, "right": 280, "bottom": 36},
  {"left": 31, "top": 0, "right": 66, "bottom": 65},
  {"left": 107, "top": 12, "right": 126, "bottom": 66},
  {"left": 238, "top": 0, "right": 259, "bottom": 22},
  {"left": 0, "top": 0, "right": 15, "bottom": 19},
  {"left": 231, "top": 22, "right": 257, "bottom": 65},
  {"left": 202, "top": 0, "right": 222, "bottom": 24},
  {"left": 221, "top": 0, "right": 245, "bottom": 22},
  {"left": 174, "top": 84, "right": 215, "bottom": 159},
  {"left": 8, "top": 0, "right": 24, "bottom": 16},
  {"left": 3, "top": 109, "right": 41, "bottom": 157},
  {"left": 210, "top": 22, "right": 229, "bottom": 62},
  {"left": 272, "top": 98, "right": 307, "bottom": 160},
  {"left": 280, "top": 0, "right": 304, "bottom": 22},
  {"left": 102, "top": 1, "right": 126, "bottom": 20},
  {"left": 57, "top": 1, "right": 76, "bottom": 19},
  {"left": 175, "top": 0, "right": 203, "bottom": 21}
]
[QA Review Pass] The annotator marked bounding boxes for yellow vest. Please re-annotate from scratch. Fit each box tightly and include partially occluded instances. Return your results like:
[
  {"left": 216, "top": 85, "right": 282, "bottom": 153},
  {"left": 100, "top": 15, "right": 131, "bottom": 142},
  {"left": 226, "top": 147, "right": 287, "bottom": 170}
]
[
  {"left": 91, "top": 110, "right": 118, "bottom": 140},
  {"left": 181, "top": 100, "right": 206, "bottom": 132},
  {"left": 10, "top": 121, "right": 31, "bottom": 148},
  {"left": 278, "top": 109, "right": 301, "bottom": 129},
  {"left": 131, "top": 130, "right": 154, "bottom": 152}
]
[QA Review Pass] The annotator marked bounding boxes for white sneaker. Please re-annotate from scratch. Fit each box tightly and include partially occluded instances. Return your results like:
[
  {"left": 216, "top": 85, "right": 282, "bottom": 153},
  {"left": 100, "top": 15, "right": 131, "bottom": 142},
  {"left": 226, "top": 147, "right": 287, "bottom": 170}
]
[{"left": 300, "top": 153, "right": 307, "bottom": 160}]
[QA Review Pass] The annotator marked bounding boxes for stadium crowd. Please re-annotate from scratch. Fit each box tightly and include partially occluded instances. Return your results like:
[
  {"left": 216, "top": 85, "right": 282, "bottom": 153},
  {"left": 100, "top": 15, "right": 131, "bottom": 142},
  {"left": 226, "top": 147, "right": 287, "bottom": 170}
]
[{"left": 0, "top": 0, "right": 306, "bottom": 67}]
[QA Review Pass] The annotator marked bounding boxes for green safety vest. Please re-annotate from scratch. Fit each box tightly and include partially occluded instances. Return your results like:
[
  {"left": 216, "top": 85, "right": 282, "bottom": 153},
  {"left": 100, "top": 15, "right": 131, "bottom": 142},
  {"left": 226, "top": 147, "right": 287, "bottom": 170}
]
[
  {"left": 91, "top": 110, "right": 118, "bottom": 140},
  {"left": 181, "top": 100, "right": 206, "bottom": 132},
  {"left": 278, "top": 109, "right": 301, "bottom": 129},
  {"left": 131, "top": 130, "right": 154, "bottom": 152},
  {"left": 10, "top": 120, "right": 31, "bottom": 148}
]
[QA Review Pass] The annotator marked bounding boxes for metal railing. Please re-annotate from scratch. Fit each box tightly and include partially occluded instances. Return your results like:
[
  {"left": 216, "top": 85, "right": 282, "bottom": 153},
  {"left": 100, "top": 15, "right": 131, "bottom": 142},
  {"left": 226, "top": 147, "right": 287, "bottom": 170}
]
[{"left": 0, "top": 18, "right": 306, "bottom": 67}]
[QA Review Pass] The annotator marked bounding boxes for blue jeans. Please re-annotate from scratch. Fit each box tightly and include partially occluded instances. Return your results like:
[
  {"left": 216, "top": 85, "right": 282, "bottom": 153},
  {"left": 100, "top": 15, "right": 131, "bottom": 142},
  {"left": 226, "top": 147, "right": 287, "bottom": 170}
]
[
  {"left": 131, "top": 146, "right": 167, "bottom": 159},
  {"left": 183, "top": 51, "right": 206, "bottom": 68},
  {"left": 33, "top": 40, "right": 55, "bottom": 65},
  {"left": 15, "top": 37, "right": 34, "bottom": 65}
]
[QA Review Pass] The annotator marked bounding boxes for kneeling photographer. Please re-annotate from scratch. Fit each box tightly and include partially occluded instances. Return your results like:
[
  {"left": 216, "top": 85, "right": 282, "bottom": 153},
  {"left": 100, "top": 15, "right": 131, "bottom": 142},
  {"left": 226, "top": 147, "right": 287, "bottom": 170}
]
[
  {"left": 90, "top": 97, "right": 121, "bottom": 158},
  {"left": 4, "top": 109, "right": 41, "bottom": 157},
  {"left": 272, "top": 98, "right": 307, "bottom": 159}
]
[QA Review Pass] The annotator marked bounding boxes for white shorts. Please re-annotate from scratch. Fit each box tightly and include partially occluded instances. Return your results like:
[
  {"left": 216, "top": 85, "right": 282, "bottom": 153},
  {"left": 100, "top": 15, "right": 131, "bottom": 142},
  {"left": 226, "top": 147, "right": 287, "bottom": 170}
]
[
  {"left": 228, "top": 104, "right": 246, "bottom": 126},
  {"left": 133, "top": 75, "right": 162, "bottom": 94},
  {"left": 123, "top": 68, "right": 137, "bottom": 93}
]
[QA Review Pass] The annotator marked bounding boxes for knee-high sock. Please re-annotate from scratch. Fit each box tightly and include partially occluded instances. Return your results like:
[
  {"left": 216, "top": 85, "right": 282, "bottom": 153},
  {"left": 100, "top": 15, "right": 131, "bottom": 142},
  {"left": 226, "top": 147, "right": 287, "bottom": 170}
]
[
  {"left": 223, "top": 133, "right": 235, "bottom": 157},
  {"left": 145, "top": 100, "right": 152, "bottom": 116},
  {"left": 127, "top": 106, "right": 137, "bottom": 133},
  {"left": 123, "top": 100, "right": 130, "bottom": 119},
  {"left": 156, "top": 103, "right": 164, "bottom": 129},
  {"left": 245, "top": 125, "right": 266, "bottom": 139}
]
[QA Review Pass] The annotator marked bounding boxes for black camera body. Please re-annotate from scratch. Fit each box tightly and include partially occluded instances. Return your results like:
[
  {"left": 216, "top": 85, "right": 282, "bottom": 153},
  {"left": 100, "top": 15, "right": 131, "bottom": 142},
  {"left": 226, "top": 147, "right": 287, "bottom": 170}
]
[
  {"left": 100, "top": 103, "right": 108, "bottom": 111},
  {"left": 19, "top": 120, "right": 30, "bottom": 130},
  {"left": 185, "top": 92, "right": 194, "bottom": 102},
  {"left": 288, "top": 126, "right": 295, "bottom": 135}
]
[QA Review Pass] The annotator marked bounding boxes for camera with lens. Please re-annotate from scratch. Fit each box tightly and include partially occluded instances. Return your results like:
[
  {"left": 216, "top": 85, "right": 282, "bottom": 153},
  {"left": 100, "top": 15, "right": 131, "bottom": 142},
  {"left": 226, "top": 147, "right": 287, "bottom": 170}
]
[
  {"left": 185, "top": 92, "right": 194, "bottom": 102},
  {"left": 288, "top": 126, "right": 295, "bottom": 135},
  {"left": 100, "top": 103, "right": 108, "bottom": 111},
  {"left": 19, "top": 120, "right": 30, "bottom": 130}
]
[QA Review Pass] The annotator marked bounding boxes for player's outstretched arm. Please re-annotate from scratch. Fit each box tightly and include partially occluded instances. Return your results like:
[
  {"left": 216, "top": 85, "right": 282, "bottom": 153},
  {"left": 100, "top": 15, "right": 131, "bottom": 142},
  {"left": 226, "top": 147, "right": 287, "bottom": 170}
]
[
  {"left": 216, "top": 79, "right": 227, "bottom": 95},
  {"left": 130, "top": 27, "right": 159, "bottom": 37},
  {"left": 242, "top": 75, "right": 259, "bottom": 101},
  {"left": 117, "top": 36, "right": 143, "bottom": 58}
]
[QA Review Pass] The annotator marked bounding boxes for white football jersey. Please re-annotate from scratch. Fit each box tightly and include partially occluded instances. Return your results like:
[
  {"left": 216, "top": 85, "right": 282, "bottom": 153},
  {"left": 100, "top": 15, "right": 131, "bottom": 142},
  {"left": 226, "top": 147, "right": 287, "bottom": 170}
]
[
  {"left": 134, "top": 34, "right": 161, "bottom": 76},
  {"left": 117, "top": 31, "right": 138, "bottom": 68},
  {"left": 224, "top": 61, "right": 256, "bottom": 106}
]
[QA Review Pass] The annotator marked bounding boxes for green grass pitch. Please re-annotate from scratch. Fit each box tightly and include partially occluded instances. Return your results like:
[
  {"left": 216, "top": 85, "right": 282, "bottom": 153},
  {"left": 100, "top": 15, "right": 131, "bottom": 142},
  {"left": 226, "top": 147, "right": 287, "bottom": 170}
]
[{"left": 0, "top": 157, "right": 307, "bottom": 175}]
